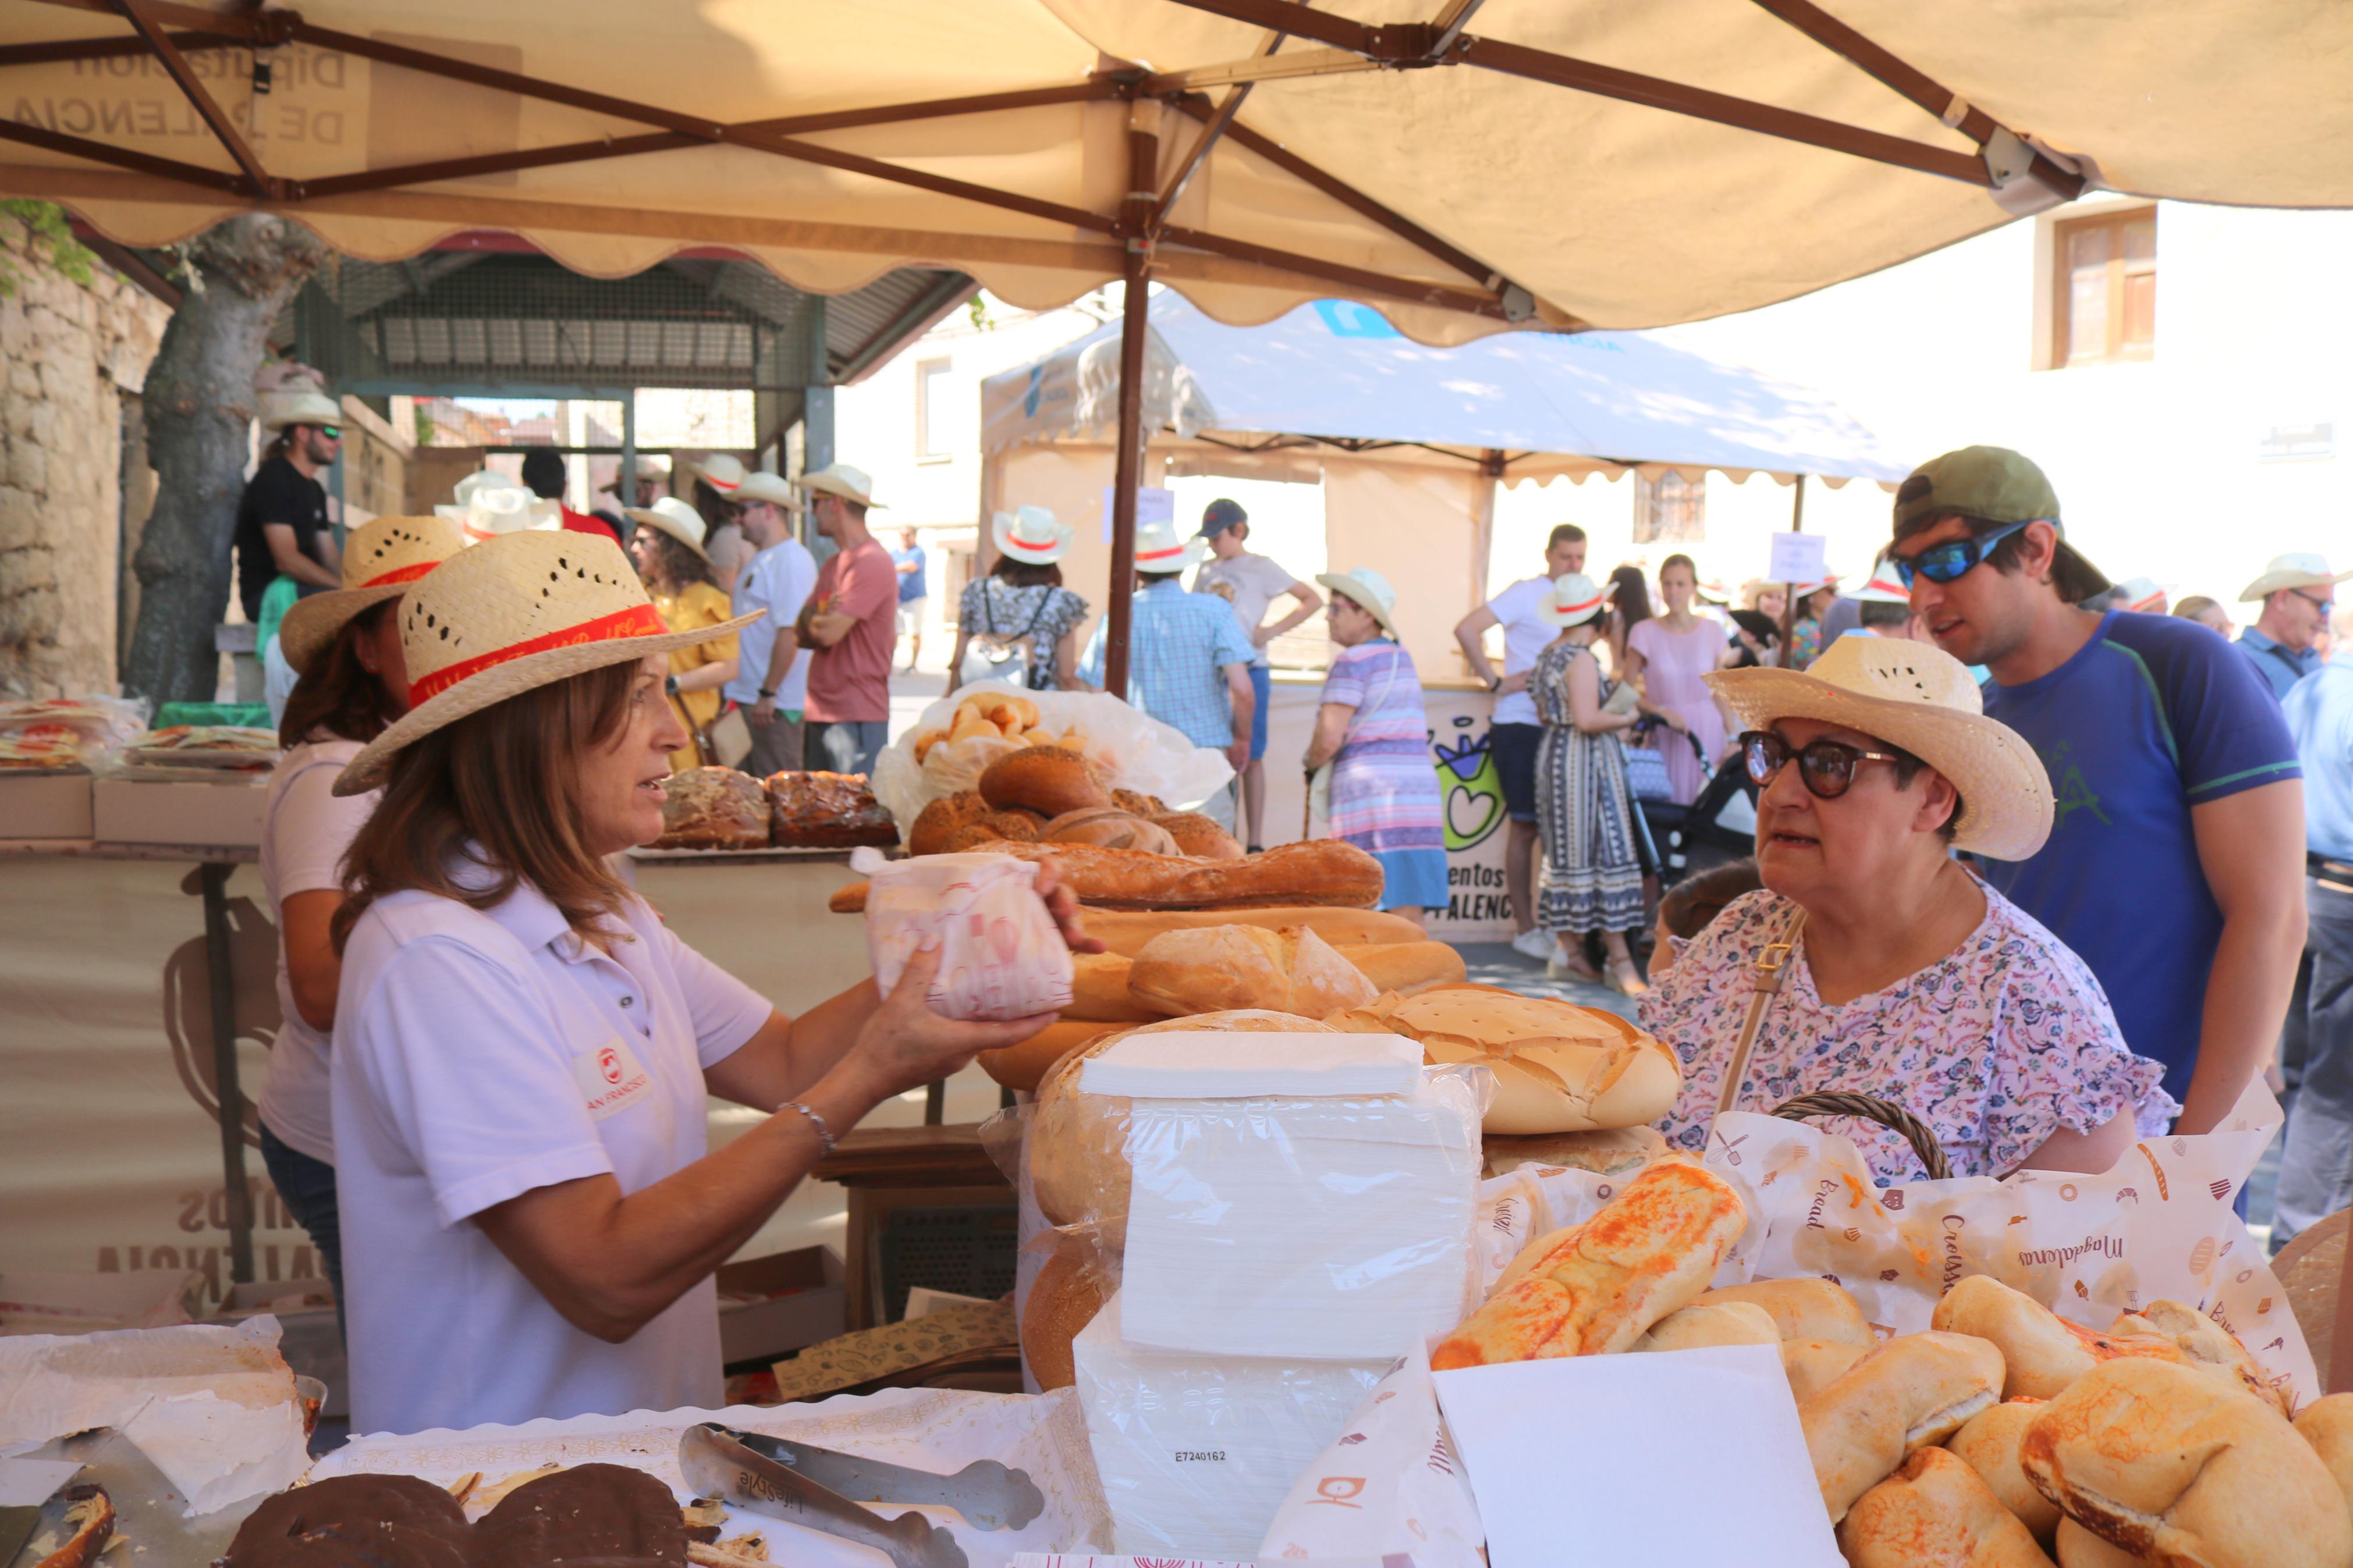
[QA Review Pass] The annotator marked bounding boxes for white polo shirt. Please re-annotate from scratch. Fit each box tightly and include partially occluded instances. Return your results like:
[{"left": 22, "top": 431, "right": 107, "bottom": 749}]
[
  {"left": 255, "top": 737, "right": 372, "bottom": 1164},
  {"left": 331, "top": 872, "right": 771, "bottom": 1436},
  {"left": 725, "top": 538, "right": 818, "bottom": 710},
  {"left": 1485, "top": 575, "right": 1560, "bottom": 727}
]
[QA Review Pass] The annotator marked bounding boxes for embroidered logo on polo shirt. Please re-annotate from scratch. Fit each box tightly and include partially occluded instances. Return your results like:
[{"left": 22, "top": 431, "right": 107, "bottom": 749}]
[{"left": 572, "top": 1037, "right": 654, "bottom": 1121}]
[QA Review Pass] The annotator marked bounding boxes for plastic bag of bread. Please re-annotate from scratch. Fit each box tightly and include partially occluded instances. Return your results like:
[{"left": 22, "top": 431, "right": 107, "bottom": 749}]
[{"left": 849, "top": 848, "right": 1073, "bottom": 1021}]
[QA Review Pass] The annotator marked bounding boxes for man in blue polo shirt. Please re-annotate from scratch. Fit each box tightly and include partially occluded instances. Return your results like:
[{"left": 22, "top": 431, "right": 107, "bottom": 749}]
[
  {"left": 1889, "top": 446, "right": 2307, "bottom": 1133},
  {"left": 2234, "top": 552, "right": 2345, "bottom": 701}
]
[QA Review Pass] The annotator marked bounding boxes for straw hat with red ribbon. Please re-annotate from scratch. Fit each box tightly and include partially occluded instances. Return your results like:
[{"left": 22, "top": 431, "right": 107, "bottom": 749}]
[
  {"left": 277, "top": 514, "right": 466, "bottom": 674},
  {"left": 1538, "top": 572, "right": 1609, "bottom": 628},
  {"left": 1850, "top": 563, "right": 1913, "bottom": 605},
  {"left": 333, "top": 531, "right": 757, "bottom": 796},
  {"left": 1131, "top": 510, "right": 1207, "bottom": 574},
  {"left": 992, "top": 505, "right": 1073, "bottom": 565}
]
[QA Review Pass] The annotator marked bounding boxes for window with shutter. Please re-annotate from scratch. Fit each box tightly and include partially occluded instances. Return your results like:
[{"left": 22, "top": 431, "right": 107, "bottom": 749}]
[{"left": 2053, "top": 208, "right": 2156, "bottom": 366}]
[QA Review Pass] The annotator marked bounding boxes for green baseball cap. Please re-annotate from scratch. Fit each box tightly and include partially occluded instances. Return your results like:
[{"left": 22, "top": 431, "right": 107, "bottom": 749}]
[{"left": 1891, "top": 445, "right": 2110, "bottom": 601}]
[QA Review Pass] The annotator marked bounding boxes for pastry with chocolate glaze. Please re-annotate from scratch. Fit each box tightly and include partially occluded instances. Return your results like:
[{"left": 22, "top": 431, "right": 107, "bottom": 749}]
[
  {"left": 225, "top": 1474, "right": 471, "bottom": 1568},
  {"left": 470, "top": 1463, "right": 687, "bottom": 1568}
]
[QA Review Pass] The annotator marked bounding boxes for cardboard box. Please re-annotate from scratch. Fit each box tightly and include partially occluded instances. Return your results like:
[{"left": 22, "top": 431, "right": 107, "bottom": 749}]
[
  {"left": 715, "top": 1245, "right": 844, "bottom": 1366},
  {"left": 215, "top": 1278, "right": 347, "bottom": 1420},
  {"left": 94, "top": 776, "right": 266, "bottom": 848},
  {"left": 0, "top": 772, "right": 94, "bottom": 838},
  {"left": 0, "top": 1268, "right": 203, "bottom": 1336}
]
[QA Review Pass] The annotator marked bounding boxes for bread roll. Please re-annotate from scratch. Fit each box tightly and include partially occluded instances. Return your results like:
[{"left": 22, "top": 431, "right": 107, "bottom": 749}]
[
  {"left": 1346, "top": 940, "right": 1467, "bottom": 995},
  {"left": 1127, "top": 925, "right": 1380, "bottom": 1018},
  {"left": 1111, "top": 788, "right": 1169, "bottom": 816},
  {"left": 1081, "top": 905, "right": 1425, "bottom": 957},
  {"left": 1064, "top": 952, "right": 1156, "bottom": 1023},
  {"left": 975, "top": 1018, "right": 1119, "bottom": 1093},
  {"left": 1041, "top": 807, "right": 1180, "bottom": 855},
  {"left": 1028, "top": 1010, "right": 1340, "bottom": 1250},
  {"left": 1329, "top": 986, "right": 1681, "bottom": 1135},
  {"left": 1696, "top": 1278, "right": 1873, "bottom": 1347},
  {"left": 907, "top": 791, "right": 991, "bottom": 856},
  {"left": 2054, "top": 1517, "right": 2148, "bottom": 1567},
  {"left": 2020, "top": 1357, "right": 2352, "bottom": 1568},
  {"left": 1839, "top": 1446, "right": 2059, "bottom": 1568},
  {"left": 979, "top": 746, "right": 1110, "bottom": 817},
  {"left": 1152, "top": 812, "right": 1243, "bottom": 859},
  {"left": 1930, "top": 1275, "right": 2185, "bottom": 1400},
  {"left": 1949, "top": 1398, "right": 2063, "bottom": 1541},
  {"left": 1022, "top": 1246, "right": 1110, "bottom": 1392},
  {"left": 943, "top": 813, "right": 1043, "bottom": 852},
  {"left": 2109, "top": 1300, "right": 2286, "bottom": 1414},
  {"left": 2295, "top": 1392, "right": 2353, "bottom": 1507},
  {"left": 1800, "top": 1331, "right": 2006, "bottom": 1523},
  {"left": 1784, "top": 1338, "right": 1872, "bottom": 1404},
  {"left": 1431, "top": 1158, "right": 1747, "bottom": 1369},
  {"left": 1632, "top": 1300, "right": 1779, "bottom": 1353},
  {"left": 1482, "top": 1124, "right": 1667, "bottom": 1179}
]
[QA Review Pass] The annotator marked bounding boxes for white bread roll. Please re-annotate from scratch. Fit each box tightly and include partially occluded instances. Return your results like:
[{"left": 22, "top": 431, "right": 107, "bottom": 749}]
[
  {"left": 1838, "top": 1445, "right": 2059, "bottom": 1568},
  {"left": 2110, "top": 1300, "right": 2287, "bottom": 1414},
  {"left": 2021, "top": 1359, "right": 2353, "bottom": 1568},
  {"left": 1949, "top": 1398, "right": 2062, "bottom": 1542},
  {"left": 1127, "top": 924, "right": 1378, "bottom": 1018},
  {"left": 1800, "top": 1331, "right": 2006, "bottom": 1523},
  {"left": 1632, "top": 1300, "right": 1779, "bottom": 1353},
  {"left": 1697, "top": 1278, "right": 1873, "bottom": 1347},
  {"left": 1328, "top": 984, "right": 1681, "bottom": 1135},
  {"left": 2295, "top": 1392, "right": 2353, "bottom": 1508},
  {"left": 1783, "top": 1338, "right": 1871, "bottom": 1405},
  {"left": 1930, "top": 1275, "right": 2185, "bottom": 1401},
  {"left": 2054, "top": 1517, "right": 2148, "bottom": 1567}
]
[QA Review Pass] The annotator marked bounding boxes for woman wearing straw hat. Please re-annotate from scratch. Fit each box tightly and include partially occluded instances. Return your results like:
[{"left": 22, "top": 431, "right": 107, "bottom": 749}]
[
  {"left": 320, "top": 531, "right": 1095, "bottom": 1434},
  {"left": 254, "top": 514, "right": 466, "bottom": 1329},
  {"left": 624, "top": 496, "right": 741, "bottom": 771},
  {"left": 1302, "top": 568, "right": 1448, "bottom": 927},
  {"left": 1526, "top": 574, "right": 1650, "bottom": 992},
  {"left": 1639, "top": 636, "right": 2176, "bottom": 1185},
  {"left": 947, "top": 506, "right": 1092, "bottom": 695}
]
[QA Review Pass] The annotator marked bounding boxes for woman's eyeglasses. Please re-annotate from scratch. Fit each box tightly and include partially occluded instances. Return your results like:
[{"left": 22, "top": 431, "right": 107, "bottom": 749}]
[
  {"left": 1740, "top": 730, "right": 1903, "bottom": 800},
  {"left": 1890, "top": 518, "right": 2034, "bottom": 588}
]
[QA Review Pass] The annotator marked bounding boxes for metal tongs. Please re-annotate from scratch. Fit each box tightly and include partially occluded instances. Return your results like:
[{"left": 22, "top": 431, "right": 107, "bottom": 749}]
[{"left": 677, "top": 1424, "right": 1044, "bottom": 1568}]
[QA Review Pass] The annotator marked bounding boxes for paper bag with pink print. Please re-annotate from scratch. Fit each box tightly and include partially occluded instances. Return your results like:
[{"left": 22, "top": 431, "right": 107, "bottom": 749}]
[
  {"left": 852, "top": 848, "right": 1074, "bottom": 1021},
  {"left": 1699, "top": 1079, "right": 2317, "bottom": 1407}
]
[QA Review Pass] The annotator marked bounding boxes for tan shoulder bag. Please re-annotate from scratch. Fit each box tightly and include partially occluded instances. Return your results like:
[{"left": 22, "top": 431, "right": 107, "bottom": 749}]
[{"left": 1715, "top": 904, "right": 1807, "bottom": 1116}]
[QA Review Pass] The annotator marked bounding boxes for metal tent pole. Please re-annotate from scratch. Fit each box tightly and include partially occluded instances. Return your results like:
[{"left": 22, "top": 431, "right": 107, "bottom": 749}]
[
  {"left": 1777, "top": 472, "right": 1807, "bottom": 665},
  {"left": 620, "top": 390, "right": 638, "bottom": 528},
  {"left": 1104, "top": 109, "right": 1159, "bottom": 699}
]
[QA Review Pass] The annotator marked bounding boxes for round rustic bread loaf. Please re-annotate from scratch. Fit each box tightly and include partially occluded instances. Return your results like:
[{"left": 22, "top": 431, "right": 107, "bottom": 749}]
[
  {"left": 980, "top": 745, "right": 1110, "bottom": 817},
  {"left": 1112, "top": 788, "right": 1170, "bottom": 816},
  {"left": 907, "top": 790, "right": 992, "bottom": 855},
  {"left": 1042, "top": 806, "right": 1179, "bottom": 855},
  {"left": 1022, "top": 1246, "right": 1112, "bottom": 1392},
  {"left": 1152, "top": 812, "right": 1244, "bottom": 859}
]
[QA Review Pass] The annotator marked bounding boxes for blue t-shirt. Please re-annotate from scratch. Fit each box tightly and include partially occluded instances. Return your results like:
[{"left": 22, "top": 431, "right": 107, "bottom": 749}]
[
  {"left": 891, "top": 546, "right": 928, "bottom": 603},
  {"left": 1979, "top": 610, "right": 2302, "bottom": 1100}
]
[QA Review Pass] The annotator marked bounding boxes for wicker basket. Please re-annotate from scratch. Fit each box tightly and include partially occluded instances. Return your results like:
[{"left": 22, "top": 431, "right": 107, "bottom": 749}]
[{"left": 1770, "top": 1090, "right": 1953, "bottom": 1182}]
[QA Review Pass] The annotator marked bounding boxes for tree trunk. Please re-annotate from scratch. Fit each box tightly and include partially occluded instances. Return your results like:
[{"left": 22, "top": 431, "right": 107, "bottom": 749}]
[{"left": 122, "top": 215, "right": 325, "bottom": 704}]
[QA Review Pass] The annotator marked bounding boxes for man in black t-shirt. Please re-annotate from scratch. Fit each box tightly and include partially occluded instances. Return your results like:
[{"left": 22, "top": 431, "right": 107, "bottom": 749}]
[{"left": 235, "top": 392, "right": 344, "bottom": 620}]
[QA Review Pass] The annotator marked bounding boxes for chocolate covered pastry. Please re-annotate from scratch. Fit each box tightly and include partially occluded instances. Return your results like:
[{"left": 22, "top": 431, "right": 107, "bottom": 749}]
[
  {"left": 225, "top": 1474, "right": 471, "bottom": 1568},
  {"left": 470, "top": 1464, "right": 688, "bottom": 1568}
]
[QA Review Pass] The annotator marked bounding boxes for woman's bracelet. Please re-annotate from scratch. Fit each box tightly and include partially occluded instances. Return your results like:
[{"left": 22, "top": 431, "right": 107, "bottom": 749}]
[{"left": 780, "top": 1100, "right": 836, "bottom": 1157}]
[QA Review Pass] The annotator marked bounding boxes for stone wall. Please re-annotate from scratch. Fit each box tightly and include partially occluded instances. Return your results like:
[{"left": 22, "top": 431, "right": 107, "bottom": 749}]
[{"left": 0, "top": 220, "right": 170, "bottom": 699}]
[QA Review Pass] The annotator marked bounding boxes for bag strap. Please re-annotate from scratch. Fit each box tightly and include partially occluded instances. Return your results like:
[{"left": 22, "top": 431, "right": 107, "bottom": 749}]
[{"left": 1715, "top": 904, "right": 1806, "bottom": 1117}]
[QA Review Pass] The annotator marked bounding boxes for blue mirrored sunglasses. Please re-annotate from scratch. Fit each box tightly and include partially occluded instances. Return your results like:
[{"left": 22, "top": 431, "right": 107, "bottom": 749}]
[{"left": 1892, "top": 518, "right": 2035, "bottom": 588}]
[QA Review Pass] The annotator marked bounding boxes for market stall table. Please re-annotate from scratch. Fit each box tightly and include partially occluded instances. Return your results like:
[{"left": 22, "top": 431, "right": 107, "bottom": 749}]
[{"left": 811, "top": 1124, "right": 1016, "bottom": 1331}]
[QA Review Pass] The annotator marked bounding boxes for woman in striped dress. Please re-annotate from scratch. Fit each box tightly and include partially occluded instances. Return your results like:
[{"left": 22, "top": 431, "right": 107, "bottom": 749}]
[
  {"left": 1529, "top": 573, "right": 1649, "bottom": 993},
  {"left": 1303, "top": 567, "right": 1449, "bottom": 927}
]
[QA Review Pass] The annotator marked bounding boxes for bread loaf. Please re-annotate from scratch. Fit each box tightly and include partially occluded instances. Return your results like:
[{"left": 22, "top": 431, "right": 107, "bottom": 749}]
[
  {"left": 766, "top": 770, "right": 897, "bottom": 848},
  {"left": 1080, "top": 905, "right": 1425, "bottom": 956},
  {"left": 2109, "top": 1300, "right": 2285, "bottom": 1414},
  {"left": 1783, "top": 1338, "right": 1872, "bottom": 1404},
  {"left": 1631, "top": 1300, "right": 1780, "bottom": 1353},
  {"left": 1800, "top": 1331, "right": 2006, "bottom": 1523},
  {"left": 2295, "top": 1392, "right": 2353, "bottom": 1507},
  {"left": 1112, "top": 788, "right": 1169, "bottom": 816},
  {"left": 1127, "top": 924, "right": 1380, "bottom": 1018},
  {"left": 1057, "top": 951, "right": 1154, "bottom": 1022},
  {"left": 1949, "top": 1398, "right": 2062, "bottom": 1541},
  {"left": 2020, "top": 1358, "right": 2352, "bottom": 1568},
  {"left": 1838, "top": 1446, "right": 2059, "bottom": 1568},
  {"left": 975, "top": 1018, "right": 1120, "bottom": 1093},
  {"left": 1041, "top": 807, "right": 1180, "bottom": 855},
  {"left": 1482, "top": 1124, "right": 1667, "bottom": 1179},
  {"left": 907, "top": 791, "right": 991, "bottom": 856},
  {"left": 1022, "top": 1245, "right": 1111, "bottom": 1392},
  {"left": 653, "top": 766, "right": 769, "bottom": 849},
  {"left": 1329, "top": 986, "right": 1681, "bottom": 1135},
  {"left": 979, "top": 746, "right": 1111, "bottom": 817},
  {"left": 1695, "top": 1279, "right": 1873, "bottom": 1347},
  {"left": 1431, "top": 1158, "right": 1747, "bottom": 1369},
  {"left": 2053, "top": 1517, "right": 2146, "bottom": 1568},
  {"left": 1347, "top": 940, "right": 1467, "bottom": 994},
  {"left": 1152, "top": 812, "right": 1243, "bottom": 859},
  {"left": 943, "top": 813, "right": 1044, "bottom": 851},
  {"left": 1930, "top": 1276, "right": 2184, "bottom": 1400}
]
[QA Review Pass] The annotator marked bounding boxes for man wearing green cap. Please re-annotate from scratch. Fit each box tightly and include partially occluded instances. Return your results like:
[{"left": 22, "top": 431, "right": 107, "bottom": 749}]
[{"left": 1886, "top": 445, "right": 2307, "bottom": 1136}]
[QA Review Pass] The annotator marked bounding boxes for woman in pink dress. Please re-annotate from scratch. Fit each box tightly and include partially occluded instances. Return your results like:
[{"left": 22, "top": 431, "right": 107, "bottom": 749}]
[{"left": 1622, "top": 554, "right": 1737, "bottom": 805}]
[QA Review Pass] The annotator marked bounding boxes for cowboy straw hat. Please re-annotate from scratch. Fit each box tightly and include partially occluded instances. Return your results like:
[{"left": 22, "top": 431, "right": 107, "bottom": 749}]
[
  {"left": 624, "top": 495, "right": 712, "bottom": 561},
  {"left": 1538, "top": 572, "right": 1609, "bottom": 628},
  {"left": 1705, "top": 636, "right": 2053, "bottom": 861},
  {"left": 276, "top": 515, "right": 467, "bottom": 675},
  {"left": 1849, "top": 563, "right": 1912, "bottom": 605},
  {"left": 993, "top": 505, "right": 1073, "bottom": 565},
  {"left": 2238, "top": 552, "right": 2350, "bottom": 603},
  {"left": 1131, "top": 510, "right": 1207, "bottom": 574},
  {"left": 333, "top": 531, "right": 759, "bottom": 796},
  {"left": 730, "top": 470, "right": 802, "bottom": 510},
  {"left": 441, "top": 482, "right": 559, "bottom": 545},
  {"left": 1315, "top": 566, "right": 1403, "bottom": 639},
  {"left": 797, "top": 463, "right": 884, "bottom": 509},
  {"left": 260, "top": 390, "right": 342, "bottom": 431},
  {"left": 2110, "top": 575, "right": 2173, "bottom": 612},
  {"left": 694, "top": 453, "right": 746, "bottom": 493}
]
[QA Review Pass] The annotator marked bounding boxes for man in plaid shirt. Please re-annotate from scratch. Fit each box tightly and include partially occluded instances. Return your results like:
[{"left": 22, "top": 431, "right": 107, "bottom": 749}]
[{"left": 1081, "top": 517, "right": 1255, "bottom": 770}]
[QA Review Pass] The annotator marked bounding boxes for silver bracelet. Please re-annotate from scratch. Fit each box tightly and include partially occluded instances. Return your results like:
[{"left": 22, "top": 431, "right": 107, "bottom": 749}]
[{"left": 781, "top": 1100, "right": 836, "bottom": 1157}]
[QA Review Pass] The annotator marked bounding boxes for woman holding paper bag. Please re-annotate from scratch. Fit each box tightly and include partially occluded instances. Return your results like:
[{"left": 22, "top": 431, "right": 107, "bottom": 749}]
[
  {"left": 321, "top": 531, "right": 1093, "bottom": 1436},
  {"left": 1639, "top": 637, "right": 2175, "bottom": 1184}
]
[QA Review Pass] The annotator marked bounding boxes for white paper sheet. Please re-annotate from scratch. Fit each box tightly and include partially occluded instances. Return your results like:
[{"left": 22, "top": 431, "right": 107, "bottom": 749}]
[
  {"left": 0, "top": 1457, "right": 82, "bottom": 1507},
  {"left": 1433, "top": 1346, "right": 1841, "bottom": 1568}
]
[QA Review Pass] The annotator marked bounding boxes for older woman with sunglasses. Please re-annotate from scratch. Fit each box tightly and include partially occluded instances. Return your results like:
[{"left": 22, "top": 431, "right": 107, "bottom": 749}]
[{"left": 1637, "top": 637, "right": 2175, "bottom": 1185}]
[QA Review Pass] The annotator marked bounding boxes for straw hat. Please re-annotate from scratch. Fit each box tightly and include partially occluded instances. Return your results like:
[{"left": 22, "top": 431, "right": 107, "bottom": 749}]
[
  {"left": 277, "top": 515, "right": 467, "bottom": 674},
  {"left": 1314, "top": 566, "right": 1403, "bottom": 639},
  {"left": 259, "top": 390, "right": 341, "bottom": 431},
  {"left": 333, "top": 531, "right": 758, "bottom": 795},
  {"left": 695, "top": 453, "right": 746, "bottom": 494},
  {"left": 2238, "top": 552, "right": 2350, "bottom": 603},
  {"left": 441, "top": 482, "right": 559, "bottom": 544},
  {"left": 2110, "top": 575, "right": 2172, "bottom": 612},
  {"left": 797, "top": 463, "right": 884, "bottom": 509},
  {"left": 1131, "top": 510, "right": 1206, "bottom": 574},
  {"left": 1537, "top": 573, "right": 1608, "bottom": 628},
  {"left": 732, "top": 470, "right": 801, "bottom": 511},
  {"left": 1849, "top": 563, "right": 1912, "bottom": 605},
  {"left": 1705, "top": 636, "right": 2053, "bottom": 860},
  {"left": 993, "top": 505, "right": 1073, "bottom": 565},
  {"left": 624, "top": 495, "right": 711, "bottom": 561}
]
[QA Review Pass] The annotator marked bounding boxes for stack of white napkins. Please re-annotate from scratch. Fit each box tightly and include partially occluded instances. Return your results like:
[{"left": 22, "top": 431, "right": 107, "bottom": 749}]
[
  {"left": 1069, "top": 1290, "right": 1385, "bottom": 1561},
  {"left": 1099, "top": 1030, "right": 1481, "bottom": 1361}
]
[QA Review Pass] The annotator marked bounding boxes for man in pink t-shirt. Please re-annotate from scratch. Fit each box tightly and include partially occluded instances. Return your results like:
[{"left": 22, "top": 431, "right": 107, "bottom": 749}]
[{"left": 794, "top": 463, "right": 899, "bottom": 775}]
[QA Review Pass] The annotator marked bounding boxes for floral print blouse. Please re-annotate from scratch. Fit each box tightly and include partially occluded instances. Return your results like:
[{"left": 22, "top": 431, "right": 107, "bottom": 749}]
[{"left": 1639, "top": 886, "right": 2178, "bottom": 1185}]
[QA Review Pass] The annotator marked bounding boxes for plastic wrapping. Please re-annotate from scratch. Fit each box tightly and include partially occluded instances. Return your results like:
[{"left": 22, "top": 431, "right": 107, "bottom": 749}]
[
  {"left": 1070, "top": 1288, "right": 1383, "bottom": 1560},
  {"left": 0, "top": 694, "right": 150, "bottom": 774},
  {"left": 851, "top": 847, "right": 1074, "bottom": 1021},
  {"left": 871, "top": 678, "right": 1235, "bottom": 832}
]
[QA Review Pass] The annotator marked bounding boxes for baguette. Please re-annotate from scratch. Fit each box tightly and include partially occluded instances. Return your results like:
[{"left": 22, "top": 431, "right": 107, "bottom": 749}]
[
  {"left": 1837, "top": 1446, "right": 2058, "bottom": 1568},
  {"left": 1695, "top": 1278, "right": 1873, "bottom": 1347},
  {"left": 1800, "top": 1331, "right": 2006, "bottom": 1522},
  {"left": 975, "top": 1019, "right": 1120, "bottom": 1093},
  {"left": 1063, "top": 952, "right": 1157, "bottom": 1023},
  {"left": 825, "top": 838, "right": 1386, "bottom": 913},
  {"left": 1783, "top": 1337, "right": 1872, "bottom": 1404},
  {"left": 1431, "top": 1158, "right": 1747, "bottom": 1369},
  {"left": 1949, "top": 1398, "right": 2062, "bottom": 1542},
  {"left": 1930, "top": 1275, "right": 2185, "bottom": 1400},
  {"left": 1346, "top": 940, "right": 1467, "bottom": 994},
  {"left": 1127, "top": 924, "right": 1379, "bottom": 1018},
  {"left": 1080, "top": 905, "right": 1425, "bottom": 956}
]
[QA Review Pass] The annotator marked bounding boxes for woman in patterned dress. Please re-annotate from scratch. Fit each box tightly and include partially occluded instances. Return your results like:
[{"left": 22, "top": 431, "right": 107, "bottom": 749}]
[
  {"left": 1640, "top": 635, "right": 2175, "bottom": 1184},
  {"left": 1528, "top": 573, "right": 1650, "bottom": 994},
  {"left": 1303, "top": 567, "right": 1449, "bottom": 927}
]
